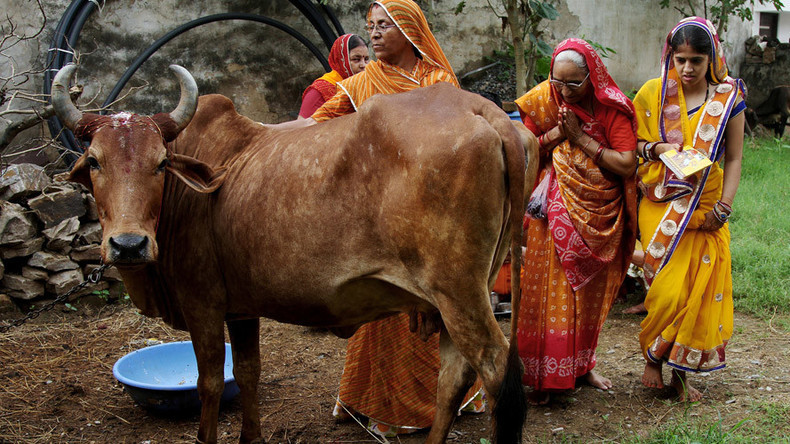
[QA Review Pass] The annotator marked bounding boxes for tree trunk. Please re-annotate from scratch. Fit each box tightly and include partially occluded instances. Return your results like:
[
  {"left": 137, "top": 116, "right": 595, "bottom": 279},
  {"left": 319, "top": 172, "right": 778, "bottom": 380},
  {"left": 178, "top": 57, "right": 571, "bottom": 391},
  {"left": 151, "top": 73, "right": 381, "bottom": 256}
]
[{"left": 506, "top": 0, "right": 527, "bottom": 97}]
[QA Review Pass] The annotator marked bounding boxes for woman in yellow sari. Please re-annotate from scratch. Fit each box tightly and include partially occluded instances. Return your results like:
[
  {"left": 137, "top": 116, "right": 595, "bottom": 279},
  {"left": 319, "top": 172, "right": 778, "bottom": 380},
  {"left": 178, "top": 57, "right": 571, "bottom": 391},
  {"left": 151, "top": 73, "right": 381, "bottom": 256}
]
[
  {"left": 634, "top": 17, "right": 745, "bottom": 402},
  {"left": 515, "top": 38, "right": 638, "bottom": 405}
]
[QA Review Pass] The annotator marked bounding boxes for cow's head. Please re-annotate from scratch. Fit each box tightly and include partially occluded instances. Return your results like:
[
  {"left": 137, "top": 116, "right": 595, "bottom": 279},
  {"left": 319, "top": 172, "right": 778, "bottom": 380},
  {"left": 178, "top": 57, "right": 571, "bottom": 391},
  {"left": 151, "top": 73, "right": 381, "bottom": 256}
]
[{"left": 52, "top": 64, "right": 225, "bottom": 265}]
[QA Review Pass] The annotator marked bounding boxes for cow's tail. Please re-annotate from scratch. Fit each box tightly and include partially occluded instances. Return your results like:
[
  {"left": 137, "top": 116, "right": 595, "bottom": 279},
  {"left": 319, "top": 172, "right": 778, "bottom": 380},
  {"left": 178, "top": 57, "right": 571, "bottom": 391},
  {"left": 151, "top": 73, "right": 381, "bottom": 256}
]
[{"left": 489, "top": 112, "right": 539, "bottom": 443}]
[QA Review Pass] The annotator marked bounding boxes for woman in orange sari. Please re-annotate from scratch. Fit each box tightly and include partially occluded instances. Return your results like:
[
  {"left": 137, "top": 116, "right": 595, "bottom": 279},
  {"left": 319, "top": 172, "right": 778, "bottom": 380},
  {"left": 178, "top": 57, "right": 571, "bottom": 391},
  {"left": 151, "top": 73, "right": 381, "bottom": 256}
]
[
  {"left": 635, "top": 18, "right": 744, "bottom": 402},
  {"left": 297, "top": 34, "right": 369, "bottom": 119},
  {"left": 281, "top": 0, "right": 482, "bottom": 437},
  {"left": 515, "top": 38, "right": 638, "bottom": 405}
]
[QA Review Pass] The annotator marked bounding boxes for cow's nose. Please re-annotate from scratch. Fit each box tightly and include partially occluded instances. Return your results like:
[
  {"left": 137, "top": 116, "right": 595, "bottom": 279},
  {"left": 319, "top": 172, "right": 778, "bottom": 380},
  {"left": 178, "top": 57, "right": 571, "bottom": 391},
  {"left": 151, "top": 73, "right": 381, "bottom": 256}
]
[{"left": 109, "top": 233, "right": 149, "bottom": 261}]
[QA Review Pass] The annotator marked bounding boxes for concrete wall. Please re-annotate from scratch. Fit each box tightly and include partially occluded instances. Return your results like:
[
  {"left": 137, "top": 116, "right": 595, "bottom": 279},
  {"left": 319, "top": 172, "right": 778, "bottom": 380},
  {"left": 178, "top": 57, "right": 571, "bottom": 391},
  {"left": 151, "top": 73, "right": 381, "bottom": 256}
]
[
  {"left": 753, "top": 6, "right": 790, "bottom": 42},
  {"left": 0, "top": 0, "right": 762, "bottom": 154}
]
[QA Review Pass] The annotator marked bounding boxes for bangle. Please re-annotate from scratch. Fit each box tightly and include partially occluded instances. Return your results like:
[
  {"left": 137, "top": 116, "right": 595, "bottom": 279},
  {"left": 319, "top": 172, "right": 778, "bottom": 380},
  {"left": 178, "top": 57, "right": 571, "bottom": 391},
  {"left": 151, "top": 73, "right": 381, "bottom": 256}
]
[
  {"left": 714, "top": 200, "right": 732, "bottom": 223},
  {"left": 643, "top": 142, "right": 656, "bottom": 161},
  {"left": 583, "top": 136, "right": 594, "bottom": 153},
  {"left": 593, "top": 144, "right": 605, "bottom": 164},
  {"left": 648, "top": 142, "right": 659, "bottom": 161}
]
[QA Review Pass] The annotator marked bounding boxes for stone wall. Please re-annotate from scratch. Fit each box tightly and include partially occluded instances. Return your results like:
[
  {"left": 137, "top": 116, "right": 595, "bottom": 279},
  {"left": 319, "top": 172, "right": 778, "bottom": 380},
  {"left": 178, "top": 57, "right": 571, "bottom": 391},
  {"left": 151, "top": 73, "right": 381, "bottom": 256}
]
[
  {"left": 739, "top": 43, "right": 790, "bottom": 107},
  {"left": 0, "top": 164, "right": 123, "bottom": 312}
]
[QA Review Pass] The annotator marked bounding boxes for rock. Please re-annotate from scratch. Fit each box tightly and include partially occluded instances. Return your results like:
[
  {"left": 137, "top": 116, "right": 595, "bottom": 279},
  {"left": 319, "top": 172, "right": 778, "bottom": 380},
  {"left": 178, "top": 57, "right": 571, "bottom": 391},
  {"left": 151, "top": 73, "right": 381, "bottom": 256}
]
[
  {"left": 83, "top": 263, "right": 123, "bottom": 282},
  {"left": 27, "top": 186, "right": 86, "bottom": 228},
  {"left": 46, "top": 269, "right": 84, "bottom": 296},
  {"left": 21, "top": 266, "right": 49, "bottom": 281},
  {"left": 0, "top": 259, "right": 3, "bottom": 280},
  {"left": 0, "top": 293, "right": 19, "bottom": 313},
  {"left": 0, "top": 164, "right": 52, "bottom": 202},
  {"left": 1, "top": 273, "right": 45, "bottom": 300},
  {"left": 84, "top": 194, "right": 99, "bottom": 221},
  {"left": 69, "top": 244, "right": 101, "bottom": 262},
  {"left": 74, "top": 221, "right": 102, "bottom": 246},
  {"left": 1, "top": 237, "right": 45, "bottom": 260},
  {"left": 43, "top": 216, "right": 80, "bottom": 253},
  {"left": 28, "top": 251, "right": 79, "bottom": 272},
  {"left": 0, "top": 201, "right": 38, "bottom": 246}
]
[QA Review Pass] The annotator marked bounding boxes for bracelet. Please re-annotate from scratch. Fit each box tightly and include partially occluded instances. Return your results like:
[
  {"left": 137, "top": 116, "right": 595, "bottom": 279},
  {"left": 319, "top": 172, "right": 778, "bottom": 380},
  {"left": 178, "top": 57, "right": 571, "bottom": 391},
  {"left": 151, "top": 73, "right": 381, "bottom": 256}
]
[
  {"left": 713, "top": 200, "right": 732, "bottom": 223},
  {"left": 583, "top": 136, "right": 594, "bottom": 154},
  {"left": 538, "top": 133, "right": 546, "bottom": 146},
  {"left": 642, "top": 142, "right": 658, "bottom": 162},
  {"left": 593, "top": 144, "right": 605, "bottom": 164}
]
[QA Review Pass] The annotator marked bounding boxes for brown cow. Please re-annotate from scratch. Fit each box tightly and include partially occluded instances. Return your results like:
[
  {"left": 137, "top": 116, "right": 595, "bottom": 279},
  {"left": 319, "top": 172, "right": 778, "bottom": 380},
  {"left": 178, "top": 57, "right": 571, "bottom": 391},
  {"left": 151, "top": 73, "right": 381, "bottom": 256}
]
[{"left": 51, "top": 63, "right": 539, "bottom": 444}]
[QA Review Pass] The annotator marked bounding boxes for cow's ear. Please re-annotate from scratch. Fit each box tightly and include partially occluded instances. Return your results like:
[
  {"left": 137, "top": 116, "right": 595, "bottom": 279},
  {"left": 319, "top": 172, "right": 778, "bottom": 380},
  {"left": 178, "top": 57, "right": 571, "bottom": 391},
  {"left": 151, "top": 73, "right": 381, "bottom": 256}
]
[
  {"left": 166, "top": 152, "right": 227, "bottom": 193},
  {"left": 56, "top": 152, "right": 93, "bottom": 193}
]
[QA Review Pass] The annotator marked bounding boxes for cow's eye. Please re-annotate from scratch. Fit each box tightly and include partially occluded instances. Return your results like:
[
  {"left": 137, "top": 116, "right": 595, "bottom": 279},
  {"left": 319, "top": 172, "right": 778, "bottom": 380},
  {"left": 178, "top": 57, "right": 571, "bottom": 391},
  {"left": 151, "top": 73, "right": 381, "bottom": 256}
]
[
  {"left": 156, "top": 158, "right": 170, "bottom": 172},
  {"left": 87, "top": 156, "right": 100, "bottom": 170}
]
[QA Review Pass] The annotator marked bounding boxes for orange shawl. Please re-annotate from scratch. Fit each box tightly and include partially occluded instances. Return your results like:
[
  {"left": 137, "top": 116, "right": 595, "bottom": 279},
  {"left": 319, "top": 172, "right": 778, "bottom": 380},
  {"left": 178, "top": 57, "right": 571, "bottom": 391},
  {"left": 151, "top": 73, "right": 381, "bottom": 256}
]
[{"left": 312, "top": 0, "right": 458, "bottom": 121}]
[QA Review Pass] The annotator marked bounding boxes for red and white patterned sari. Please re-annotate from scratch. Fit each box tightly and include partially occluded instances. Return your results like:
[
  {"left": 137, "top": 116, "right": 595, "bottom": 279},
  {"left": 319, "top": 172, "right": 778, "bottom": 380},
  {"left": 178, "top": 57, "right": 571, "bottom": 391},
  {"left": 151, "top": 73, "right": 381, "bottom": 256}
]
[{"left": 514, "top": 38, "right": 638, "bottom": 390}]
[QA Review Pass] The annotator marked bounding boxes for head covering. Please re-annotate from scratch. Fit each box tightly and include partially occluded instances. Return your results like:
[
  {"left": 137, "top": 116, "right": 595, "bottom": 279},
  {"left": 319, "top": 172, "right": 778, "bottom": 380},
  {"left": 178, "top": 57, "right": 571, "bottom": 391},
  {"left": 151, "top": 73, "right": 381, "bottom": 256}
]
[
  {"left": 662, "top": 17, "right": 729, "bottom": 85},
  {"left": 550, "top": 38, "right": 636, "bottom": 133},
  {"left": 329, "top": 33, "right": 359, "bottom": 79},
  {"left": 367, "top": 0, "right": 456, "bottom": 82}
]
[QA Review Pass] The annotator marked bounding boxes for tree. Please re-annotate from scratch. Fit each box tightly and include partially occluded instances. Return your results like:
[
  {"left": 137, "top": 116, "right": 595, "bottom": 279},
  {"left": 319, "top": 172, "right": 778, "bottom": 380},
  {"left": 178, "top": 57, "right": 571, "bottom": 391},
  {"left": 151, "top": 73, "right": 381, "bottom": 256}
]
[
  {"left": 659, "top": 0, "right": 784, "bottom": 34},
  {"left": 457, "top": 0, "right": 558, "bottom": 97}
]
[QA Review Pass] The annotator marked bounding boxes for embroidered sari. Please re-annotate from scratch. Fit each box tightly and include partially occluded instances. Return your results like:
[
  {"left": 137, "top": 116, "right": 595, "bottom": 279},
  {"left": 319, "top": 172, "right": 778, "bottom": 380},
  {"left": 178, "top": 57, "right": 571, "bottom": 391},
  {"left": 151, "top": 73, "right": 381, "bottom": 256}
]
[
  {"left": 635, "top": 17, "right": 744, "bottom": 372},
  {"left": 318, "top": 1, "right": 481, "bottom": 437},
  {"left": 514, "top": 39, "right": 638, "bottom": 390},
  {"left": 298, "top": 34, "right": 359, "bottom": 118}
]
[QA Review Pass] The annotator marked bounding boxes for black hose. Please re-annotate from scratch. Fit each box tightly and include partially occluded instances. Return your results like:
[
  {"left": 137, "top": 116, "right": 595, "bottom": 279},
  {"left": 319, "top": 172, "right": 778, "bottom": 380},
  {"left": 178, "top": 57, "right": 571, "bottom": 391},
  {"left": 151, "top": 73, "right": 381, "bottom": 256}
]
[
  {"left": 317, "top": 2, "right": 346, "bottom": 37},
  {"left": 289, "top": 0, "right": 337, "bottom": 50},
  {"left": 45, "top": 0, "right": 95, "bottom": 165},
  {"left": 44, "top": 1, "right": 340, "bottom": 161},
  {"left": 102, "top": 13, "right": 330, "bottom": 109}
]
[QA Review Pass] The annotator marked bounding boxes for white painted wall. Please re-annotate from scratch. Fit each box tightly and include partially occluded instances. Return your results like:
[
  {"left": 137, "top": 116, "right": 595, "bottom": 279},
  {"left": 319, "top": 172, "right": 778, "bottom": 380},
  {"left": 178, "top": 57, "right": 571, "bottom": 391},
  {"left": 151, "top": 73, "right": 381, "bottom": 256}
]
[
  {"left": 752, "top": 6, "right": 790, "bottom": 42},
  {"left": 542, "top": 0, "right": 755, "bottom": 93}
]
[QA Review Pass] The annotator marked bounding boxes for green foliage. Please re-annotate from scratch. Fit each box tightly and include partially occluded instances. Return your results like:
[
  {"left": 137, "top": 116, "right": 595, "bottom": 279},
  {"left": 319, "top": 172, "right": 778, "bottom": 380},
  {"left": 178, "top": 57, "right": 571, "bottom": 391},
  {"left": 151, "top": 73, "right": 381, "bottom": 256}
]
[
  {"left": 529, "top": 0, "right": 559, "bottom": 20},
  {"left": 729, "top": 137, "right": 790, "bottom": 319},
  {"left": 658, "top": 0, "right": 784, "bottom": 33},
  {"left": 454, "top": 1, "right": 466, "bottom": 15},
  {"left": 582, "top": 36, "right": 616, "bottom": 58}
]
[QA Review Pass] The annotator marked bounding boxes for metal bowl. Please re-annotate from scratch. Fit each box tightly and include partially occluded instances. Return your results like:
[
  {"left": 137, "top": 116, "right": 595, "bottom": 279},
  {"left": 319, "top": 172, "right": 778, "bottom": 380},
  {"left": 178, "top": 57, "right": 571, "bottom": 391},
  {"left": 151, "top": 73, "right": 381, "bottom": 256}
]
[{"left": 112, "top": 341, "right": 239, "bottom": 414}]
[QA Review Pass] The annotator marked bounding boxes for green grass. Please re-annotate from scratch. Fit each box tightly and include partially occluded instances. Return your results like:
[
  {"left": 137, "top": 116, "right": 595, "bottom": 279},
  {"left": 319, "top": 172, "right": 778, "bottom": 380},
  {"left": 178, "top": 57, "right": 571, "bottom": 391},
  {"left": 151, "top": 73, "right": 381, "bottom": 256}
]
[
  {"left": 622, "top": 402, "right": 790, "bottom": 443},
  {"left": 729, "top": 137, "right": 790, "bottom": 319}
]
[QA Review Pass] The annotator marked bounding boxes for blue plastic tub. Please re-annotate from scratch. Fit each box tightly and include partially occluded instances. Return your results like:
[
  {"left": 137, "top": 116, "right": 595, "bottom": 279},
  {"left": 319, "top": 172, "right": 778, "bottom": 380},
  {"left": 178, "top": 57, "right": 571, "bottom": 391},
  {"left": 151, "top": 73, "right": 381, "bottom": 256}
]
[{"left": 112, "top": 341, "right": 239, "bottom": 414}]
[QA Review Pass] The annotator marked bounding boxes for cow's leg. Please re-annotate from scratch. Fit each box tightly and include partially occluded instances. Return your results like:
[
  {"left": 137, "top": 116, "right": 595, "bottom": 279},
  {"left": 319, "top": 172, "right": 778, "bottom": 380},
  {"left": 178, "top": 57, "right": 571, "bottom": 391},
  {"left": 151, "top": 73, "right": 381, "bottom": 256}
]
[
  {"left": 433, "top": 293, "right": 526, "bottom": 444},
  {"left": 425, "top": 326, "right": 477, "bottom": 444},
  {"left": 188, "top": 315, "right": 227, "bottom": 444},
  {"left": 226, "top": 318, "right": 262, "bottom": 444}
]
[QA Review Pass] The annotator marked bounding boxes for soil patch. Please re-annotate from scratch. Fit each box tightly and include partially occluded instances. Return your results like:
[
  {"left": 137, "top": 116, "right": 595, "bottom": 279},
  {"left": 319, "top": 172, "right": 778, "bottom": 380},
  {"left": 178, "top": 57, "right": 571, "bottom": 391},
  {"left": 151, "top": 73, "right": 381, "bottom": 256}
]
[{"left": 1, "top": 298, "right": 788, "bottom": 443}]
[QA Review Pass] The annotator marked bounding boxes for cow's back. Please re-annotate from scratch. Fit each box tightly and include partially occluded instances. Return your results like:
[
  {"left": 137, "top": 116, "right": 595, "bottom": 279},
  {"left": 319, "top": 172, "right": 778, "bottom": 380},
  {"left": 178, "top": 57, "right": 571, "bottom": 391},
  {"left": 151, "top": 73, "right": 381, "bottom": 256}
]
[{"left": 207, "top": 84, "right": 518, "bottom": 327}]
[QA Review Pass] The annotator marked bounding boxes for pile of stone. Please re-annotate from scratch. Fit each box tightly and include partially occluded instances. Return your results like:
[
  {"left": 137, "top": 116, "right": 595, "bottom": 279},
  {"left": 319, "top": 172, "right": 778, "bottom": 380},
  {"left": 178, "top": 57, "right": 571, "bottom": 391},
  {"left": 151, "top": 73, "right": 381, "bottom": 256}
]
[{"left": 0, "top": 163, "right": 123, "bottom": 311}]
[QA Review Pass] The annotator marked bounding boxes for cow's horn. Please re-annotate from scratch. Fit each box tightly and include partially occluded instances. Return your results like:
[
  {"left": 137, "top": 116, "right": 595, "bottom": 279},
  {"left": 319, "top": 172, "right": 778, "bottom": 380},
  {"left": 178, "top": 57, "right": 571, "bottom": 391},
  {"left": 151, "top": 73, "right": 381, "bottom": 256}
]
[
  {"left": 167, "top": 65, "right": 198, "bottom": 132},
  {"left": 51, "top": 64, "right": 83, "bottom": 130}
]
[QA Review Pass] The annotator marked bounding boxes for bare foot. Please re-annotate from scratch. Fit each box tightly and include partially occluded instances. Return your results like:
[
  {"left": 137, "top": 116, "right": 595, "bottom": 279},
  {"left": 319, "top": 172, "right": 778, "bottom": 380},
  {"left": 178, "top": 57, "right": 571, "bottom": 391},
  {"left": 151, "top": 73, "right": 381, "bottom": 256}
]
[
  {"left": 527, "top": 390, "right": 550, "bottom": 406},
  {"left": 622, "top": 302, "right": 647, "bottom": 314},
  {"left": 670, "top": 370, "right": 703, "bottom": 402},
  {"left": 642, "top": 361, "right": 664, "bottom": 388},
  {"left": 580, "top": 370, "right": 613, "bottom": 390}
]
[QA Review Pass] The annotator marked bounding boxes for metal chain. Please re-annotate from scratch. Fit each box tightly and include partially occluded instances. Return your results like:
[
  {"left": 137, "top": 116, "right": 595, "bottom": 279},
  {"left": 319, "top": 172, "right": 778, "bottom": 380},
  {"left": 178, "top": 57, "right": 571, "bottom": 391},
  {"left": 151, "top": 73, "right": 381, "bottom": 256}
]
[{"left": 0, "top": 262, "right": 113, "bottom": 333}]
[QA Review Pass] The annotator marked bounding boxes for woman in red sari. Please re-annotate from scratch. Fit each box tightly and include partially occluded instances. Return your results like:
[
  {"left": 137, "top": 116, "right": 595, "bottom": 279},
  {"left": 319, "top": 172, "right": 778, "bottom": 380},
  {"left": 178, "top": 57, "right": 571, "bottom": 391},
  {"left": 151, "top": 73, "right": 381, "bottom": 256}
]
[
  {"left": 297, "top": 34, "right": 369, "bottom": 118},
  {"left": 515, "top": 38, "right": 638, "bottom": 405}
]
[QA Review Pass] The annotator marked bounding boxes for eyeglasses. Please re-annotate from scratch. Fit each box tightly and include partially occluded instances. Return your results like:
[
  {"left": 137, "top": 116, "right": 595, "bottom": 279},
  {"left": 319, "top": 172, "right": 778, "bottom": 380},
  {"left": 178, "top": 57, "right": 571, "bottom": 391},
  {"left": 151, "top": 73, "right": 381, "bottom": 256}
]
[
  {"left": 549, "top": 72, "right": 590, "bottom": 90},
  {"left": 364, "top": 23, "right": 398, "bottom": 34}
]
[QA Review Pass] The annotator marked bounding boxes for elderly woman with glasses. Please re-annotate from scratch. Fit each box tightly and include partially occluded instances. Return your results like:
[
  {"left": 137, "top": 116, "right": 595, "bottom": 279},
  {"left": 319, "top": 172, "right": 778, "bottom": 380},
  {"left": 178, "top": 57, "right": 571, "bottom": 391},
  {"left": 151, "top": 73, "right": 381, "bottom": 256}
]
[{"left": 514, "top": 38, "right": 638, "bottom": 405}]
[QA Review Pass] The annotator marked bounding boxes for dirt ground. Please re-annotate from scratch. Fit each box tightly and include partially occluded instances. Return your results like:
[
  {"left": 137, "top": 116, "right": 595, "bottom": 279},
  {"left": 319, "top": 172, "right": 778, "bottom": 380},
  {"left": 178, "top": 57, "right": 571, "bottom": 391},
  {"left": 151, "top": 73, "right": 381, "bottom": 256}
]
[{"left": 1, "top": 294, "right": 788, "bottom": 444}]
